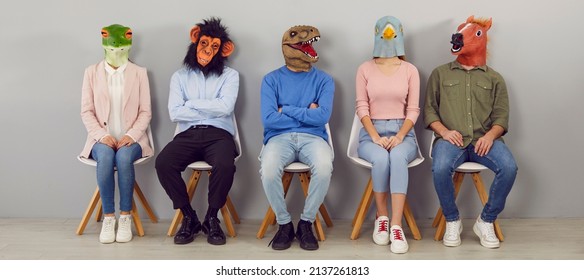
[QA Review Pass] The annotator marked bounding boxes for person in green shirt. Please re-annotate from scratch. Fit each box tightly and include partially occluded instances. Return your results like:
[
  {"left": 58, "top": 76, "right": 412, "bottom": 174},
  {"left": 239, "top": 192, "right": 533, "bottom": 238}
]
[{"left": 424, "top": 16, "right": 517, "bottom": 249}]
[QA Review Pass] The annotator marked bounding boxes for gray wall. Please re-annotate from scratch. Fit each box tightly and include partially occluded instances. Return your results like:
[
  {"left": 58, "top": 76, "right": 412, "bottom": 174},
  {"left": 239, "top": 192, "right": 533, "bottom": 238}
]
[{"left": 1, "top": 0, "right": 582, "bottom": 220}]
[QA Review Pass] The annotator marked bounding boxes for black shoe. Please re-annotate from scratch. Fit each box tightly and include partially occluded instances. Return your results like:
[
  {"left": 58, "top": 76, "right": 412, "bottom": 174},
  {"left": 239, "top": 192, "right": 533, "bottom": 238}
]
[
  {"left": 174, "top": 215, "right": 201, "bottom": 245},
  {"left": 268, "top": 222, "right": 295, "bottom": 250},
  {"left": 202, "top": 217, "right": 226, "bottom": 245},
  {"left": 296, "top": 219, "right": 319, "bottom": 250}
]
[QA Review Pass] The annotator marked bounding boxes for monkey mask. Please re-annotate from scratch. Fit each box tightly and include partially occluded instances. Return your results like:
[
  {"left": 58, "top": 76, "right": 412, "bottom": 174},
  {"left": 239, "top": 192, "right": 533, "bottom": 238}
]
[
  {"left": 373, "top": 16, "right": 405, "bottom": 58},
  {"left": 101, "top": 24, "right": 132, "bottom": 68},
  {"left": 282, "top": 25, "right": 320, "bottom": 72},
  {"left": 184, "top": 17, "right": 235, "bottom": 76}
]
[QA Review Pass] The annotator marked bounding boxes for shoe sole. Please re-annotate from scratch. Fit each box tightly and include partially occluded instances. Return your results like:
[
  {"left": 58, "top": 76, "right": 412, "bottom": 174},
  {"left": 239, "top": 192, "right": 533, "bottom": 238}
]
[
  {"left": 99, "top": 238, "right": 115, "bottom": 244},
  {"left": 272, "top": 243, "right": 292, "bottom": 250},
  {"left": 373, "top": 236, "right": 390, "bottom": 246},
  {"left": 116, "top": 236, "right": 133, "bottom": 243},
  {"left": 390, "top": 244, "right": 408, "bottom": 254},
  {"left": 473, "top": 223, "right": 500, "bottom": 249}
]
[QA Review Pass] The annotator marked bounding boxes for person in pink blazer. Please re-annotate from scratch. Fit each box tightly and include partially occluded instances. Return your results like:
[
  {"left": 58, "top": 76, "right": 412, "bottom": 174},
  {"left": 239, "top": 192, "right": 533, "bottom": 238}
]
[{"left": 79, "top": 24, "right": 152, "bottom": 244}]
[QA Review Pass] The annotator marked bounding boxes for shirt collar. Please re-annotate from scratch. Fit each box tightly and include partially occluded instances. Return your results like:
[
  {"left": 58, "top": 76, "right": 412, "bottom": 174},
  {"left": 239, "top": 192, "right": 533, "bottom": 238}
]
[
  {"left": 450, "top": 60, "right": 488, "bottom": 72},
  {"left": 104, "top": 61, "right": 128, "bottom": 75}
]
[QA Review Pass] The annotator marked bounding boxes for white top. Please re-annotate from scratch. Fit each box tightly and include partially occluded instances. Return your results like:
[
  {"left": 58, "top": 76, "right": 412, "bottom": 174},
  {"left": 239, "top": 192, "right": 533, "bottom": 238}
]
[{"left": 104, "top": 62, "right": 127, "bottom": 140}]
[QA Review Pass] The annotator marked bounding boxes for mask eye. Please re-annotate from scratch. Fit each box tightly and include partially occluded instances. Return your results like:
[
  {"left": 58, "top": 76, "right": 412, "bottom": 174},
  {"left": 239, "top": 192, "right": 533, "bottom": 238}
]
[
  {"left": 290, "top": 31, "right": 297, "bottom": 37},
  {"left": 375, "top": 27, "right": 379, "bottom": 35},
  {"left": 476, "top": 30, "right": 482, "bottom": 37},
  {"left": 101, "top": 29, "right": 109, "bottom": 38},
  {"left": 125, "top": 29, "right": 133, "bottom": 39}
]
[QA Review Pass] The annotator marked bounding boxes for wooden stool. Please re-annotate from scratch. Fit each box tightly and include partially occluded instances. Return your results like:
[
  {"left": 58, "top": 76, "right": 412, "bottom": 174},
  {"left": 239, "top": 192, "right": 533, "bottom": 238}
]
[
  {"left": 76, "top": 183, "right": 158, "bottom": 236},
  {"left": 166, "top": 166, "right": 240, "bottom": 237},
  {"left": 76, "top": 126, "right": 157, "bottom": 236},
  {"left": 167, "top": 115, "right": 242, "bottom": 238},
  {"left": 431, "top": 162, "right": 504, "bottom": 241},
  {"left": 347, "top": 115, "right": 424, "bottom": 240},
  {"left": 256, "top": 164, "right": 333, "bottom": 241}
]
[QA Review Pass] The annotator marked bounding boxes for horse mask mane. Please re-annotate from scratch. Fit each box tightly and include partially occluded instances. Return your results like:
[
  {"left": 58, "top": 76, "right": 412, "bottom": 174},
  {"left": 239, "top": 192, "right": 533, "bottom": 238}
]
[
  {"left": 282, "top": 25, "right": 320, "bottom": 72},
  {"left": 184, "top": 17, "right": 234, "bottom": 76},
  {"left": 450, "top": 15, "right": 492, "bottom": 67}
]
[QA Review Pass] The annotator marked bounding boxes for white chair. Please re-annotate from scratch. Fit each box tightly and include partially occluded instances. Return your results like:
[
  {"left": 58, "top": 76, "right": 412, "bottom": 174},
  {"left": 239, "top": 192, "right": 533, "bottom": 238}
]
[
  {"left": 76, "top": 126, "right": 158, "bottom": 236},
  {"left": 166, "top": 115, "right": 242, "bottom": 237},
  {"left": 256, "top": 124, "right": 334, "bottom": 241},
  {"left": 347, "top": 115, "right": 424, "bottom": 240},
  {"left": 428, "top": 134, "right": 504, "bottom": 241}
]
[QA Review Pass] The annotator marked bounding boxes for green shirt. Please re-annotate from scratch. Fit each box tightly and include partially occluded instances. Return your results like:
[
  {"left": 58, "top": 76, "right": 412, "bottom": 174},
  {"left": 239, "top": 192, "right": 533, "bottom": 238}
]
[{"left": 424, "top": 61, "right": 509, "bottom": 148}]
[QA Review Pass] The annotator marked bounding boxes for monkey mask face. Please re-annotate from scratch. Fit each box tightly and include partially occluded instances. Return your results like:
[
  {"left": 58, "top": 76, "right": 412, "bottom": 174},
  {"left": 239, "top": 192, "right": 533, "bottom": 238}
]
[
  {"left": 373, "top": 16, "right": 405, "bottom": 58},
  {"left": 184, "top": 18, "right": 235, "bottom": 76},
  {"left": 281, "top": 25, "right": 320, "bottom": 72},
  {"left": 101, "top": 24, "right": 132, "bottom": 68}
]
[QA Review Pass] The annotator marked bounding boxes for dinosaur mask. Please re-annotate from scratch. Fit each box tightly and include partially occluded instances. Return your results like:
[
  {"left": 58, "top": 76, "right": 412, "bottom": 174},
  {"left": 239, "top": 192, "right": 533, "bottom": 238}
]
[
  {"left": 101, "top": 24, "right": 132, "bottom": 68},
  {"left": 373, "top": 16, "right": 405, "bottom": 58},
  {"left": 282, "top": 25, "right": 320, "bottom": 72}
]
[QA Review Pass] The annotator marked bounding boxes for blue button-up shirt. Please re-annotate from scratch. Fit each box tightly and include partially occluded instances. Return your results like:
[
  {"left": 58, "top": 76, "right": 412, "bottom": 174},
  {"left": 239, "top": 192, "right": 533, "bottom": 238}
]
[{"left": 168, "top": 66, "right": 239, "bottom": 135}]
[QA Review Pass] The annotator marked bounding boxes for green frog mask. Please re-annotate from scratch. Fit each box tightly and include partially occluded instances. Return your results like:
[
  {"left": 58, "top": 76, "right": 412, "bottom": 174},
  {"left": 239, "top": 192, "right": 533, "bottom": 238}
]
[{"left": 101, "top": 24, "right": 132, "bottom": 68}]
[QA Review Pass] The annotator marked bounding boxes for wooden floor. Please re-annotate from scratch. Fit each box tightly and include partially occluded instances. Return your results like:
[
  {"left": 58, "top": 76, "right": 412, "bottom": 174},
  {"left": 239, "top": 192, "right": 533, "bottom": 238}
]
[{"left": 0, "top": 218, "right": 583, "bottom": 260}]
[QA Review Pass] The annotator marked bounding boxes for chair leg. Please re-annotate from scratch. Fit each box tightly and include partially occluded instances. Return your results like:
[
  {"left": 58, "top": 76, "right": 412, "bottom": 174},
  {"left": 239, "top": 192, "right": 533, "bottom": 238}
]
[
  {"left": 434, "top": 172, "right": 465, "bottom": 241},
  {"left": 225, "top": 196, "right": 240, "bottom": 224},
  {"left": 133, "top": 181, "right": 158, "bottom": 223},
  {"left": 403, "top": 200, "right": 421, "bottom": 240},
  {"left": 257, "top": 207, "right": 276, "bottom": 239},
  {"left": 471, "top": 173, "right": 504, "bottom": 241},
  {"left": 220, "top": 204, "right": 236, "bottom": 237},
  {"left": 131, "top": 199, "right": 145, "bottom": 237},
  {"left": 350, "top": 177, "right": 374, "bottom": 240},
  {"left": 167, "top": 170, "right": 201, "bottom": 237},
  {"left": 77, "top": 187, "right": 101, "bottom": 235}
]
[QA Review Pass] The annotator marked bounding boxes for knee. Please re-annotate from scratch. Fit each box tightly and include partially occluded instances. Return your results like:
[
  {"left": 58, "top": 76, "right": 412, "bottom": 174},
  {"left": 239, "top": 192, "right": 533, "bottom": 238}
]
[
  {"left": 310, "top": 160, "right": 333, "bottom": 178},
  {"left": 499, "top": 160, "right": 518, "bottom": 178},
  {"left": 389, "top": 149, "right": 408, "bottom": 164},
  {"left": 432, "top": 159, "right": 452, "bottom": 177},
  {"left": 115, "top": 151, "right": 136, "bottom": 167},
  {"left": 155, "top": 151, "right": 172, "bottom": 172},
  {"left": 260, "top": 163, "right": 283, "bottom": 182}
]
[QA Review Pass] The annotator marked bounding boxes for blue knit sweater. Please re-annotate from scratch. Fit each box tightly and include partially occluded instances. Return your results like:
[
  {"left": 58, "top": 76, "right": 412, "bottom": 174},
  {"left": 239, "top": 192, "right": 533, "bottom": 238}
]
[{"left": 261, "top": 66, "right": 335, "bottom": 144}]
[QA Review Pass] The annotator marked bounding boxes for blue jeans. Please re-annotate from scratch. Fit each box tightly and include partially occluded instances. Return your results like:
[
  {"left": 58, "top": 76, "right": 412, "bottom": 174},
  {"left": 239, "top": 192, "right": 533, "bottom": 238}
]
[
  {"left": 91, "top": 142, "right": 142, "bottom": 214},
  {"left": 260, "top": 132, "right": 333, "bottom": 224},
  {"left": 357, "top": 119, "right": 418, "bottom": 194},
  {"left": 431, "top": 139, "right": 517, "bottom": 223}
]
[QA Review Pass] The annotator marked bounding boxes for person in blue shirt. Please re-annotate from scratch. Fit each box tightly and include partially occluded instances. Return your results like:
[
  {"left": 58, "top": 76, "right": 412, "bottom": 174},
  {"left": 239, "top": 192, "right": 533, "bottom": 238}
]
[
  {"left": 260, "top": 25, "right": 334, "bottom": 251},
  {"left": 156, "top": 18, "right": 238, "bottom": 246}
]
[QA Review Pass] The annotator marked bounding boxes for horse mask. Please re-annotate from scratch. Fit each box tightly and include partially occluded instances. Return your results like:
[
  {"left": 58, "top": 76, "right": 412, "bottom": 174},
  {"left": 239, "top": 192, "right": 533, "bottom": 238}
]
[
  {"left": 373, "top": 16, "right": 405, "bottom": 58},
  {"left": 451, "top": 15, "right": 492, "bottom": 67},
  {"left": 101, "top": 24, "right": 132, "bottom": 68},
  {"left": 282, "top": 25, "right": 320, "bottom": 72}
]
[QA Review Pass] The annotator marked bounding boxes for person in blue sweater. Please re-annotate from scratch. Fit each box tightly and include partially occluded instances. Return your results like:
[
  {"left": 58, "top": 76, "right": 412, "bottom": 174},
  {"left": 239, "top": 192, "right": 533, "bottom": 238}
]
[{"left": 260, "top": 25, "right": 335, "bottom": 251}]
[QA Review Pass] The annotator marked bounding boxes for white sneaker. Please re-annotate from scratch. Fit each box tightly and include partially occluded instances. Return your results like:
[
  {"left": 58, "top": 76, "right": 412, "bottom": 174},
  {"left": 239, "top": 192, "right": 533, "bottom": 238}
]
[
  {"left": 116, "top": 214, "right": 133, "bottom": 243},
  {"left": 473, "top": 216, "right": 500, "bottom": 248},
  {"left": 389, "top": 225, "right": 409, "bottom": 254},
  {"left": 372, "top": 216, "right": 390, "bottom": 245},
  {"left": 99, "top": 216, "right": 116, "bottom": 244},
  {"left": 443, "top": 219, "right": 463, "bottom": 247}
]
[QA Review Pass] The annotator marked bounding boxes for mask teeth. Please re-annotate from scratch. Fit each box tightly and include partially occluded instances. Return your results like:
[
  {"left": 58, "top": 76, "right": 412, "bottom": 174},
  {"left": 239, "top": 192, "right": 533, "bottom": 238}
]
[{"left": 302, "top": 36, "right": 320, "bottom": 45}]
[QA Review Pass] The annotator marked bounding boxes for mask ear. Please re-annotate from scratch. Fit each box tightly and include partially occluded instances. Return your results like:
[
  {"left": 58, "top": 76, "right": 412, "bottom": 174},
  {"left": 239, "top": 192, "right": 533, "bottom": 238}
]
[
  {"left": 484, "top": 17, "right": 493, "bottom": 31},
  {"left": 466, "top": 15, "right": 475, "bottom": 24},
  {"left": 190, "top": 26, "right": 201, "bottom": 43},
  {"left": 221, "top": 41, "right": 235, "bottom": 57}
]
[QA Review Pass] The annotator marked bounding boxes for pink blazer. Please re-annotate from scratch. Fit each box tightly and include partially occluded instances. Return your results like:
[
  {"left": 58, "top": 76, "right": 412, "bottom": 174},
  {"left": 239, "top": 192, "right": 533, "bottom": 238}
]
[{"left": 80, "top": 61, "right": 153, "bottom": 159}]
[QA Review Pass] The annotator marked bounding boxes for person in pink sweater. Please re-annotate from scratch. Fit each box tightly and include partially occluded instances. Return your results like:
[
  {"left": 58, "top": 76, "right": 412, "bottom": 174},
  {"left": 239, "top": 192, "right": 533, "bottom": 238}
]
[{"left": 355, "top": 16, "right": 420, "bottom": 254}]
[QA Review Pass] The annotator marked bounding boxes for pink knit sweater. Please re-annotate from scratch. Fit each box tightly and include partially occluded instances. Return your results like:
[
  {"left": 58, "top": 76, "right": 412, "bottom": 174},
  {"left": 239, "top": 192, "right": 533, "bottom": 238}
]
[{"left": 355, "top": 59, "right": 420, "bottom": 123}]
